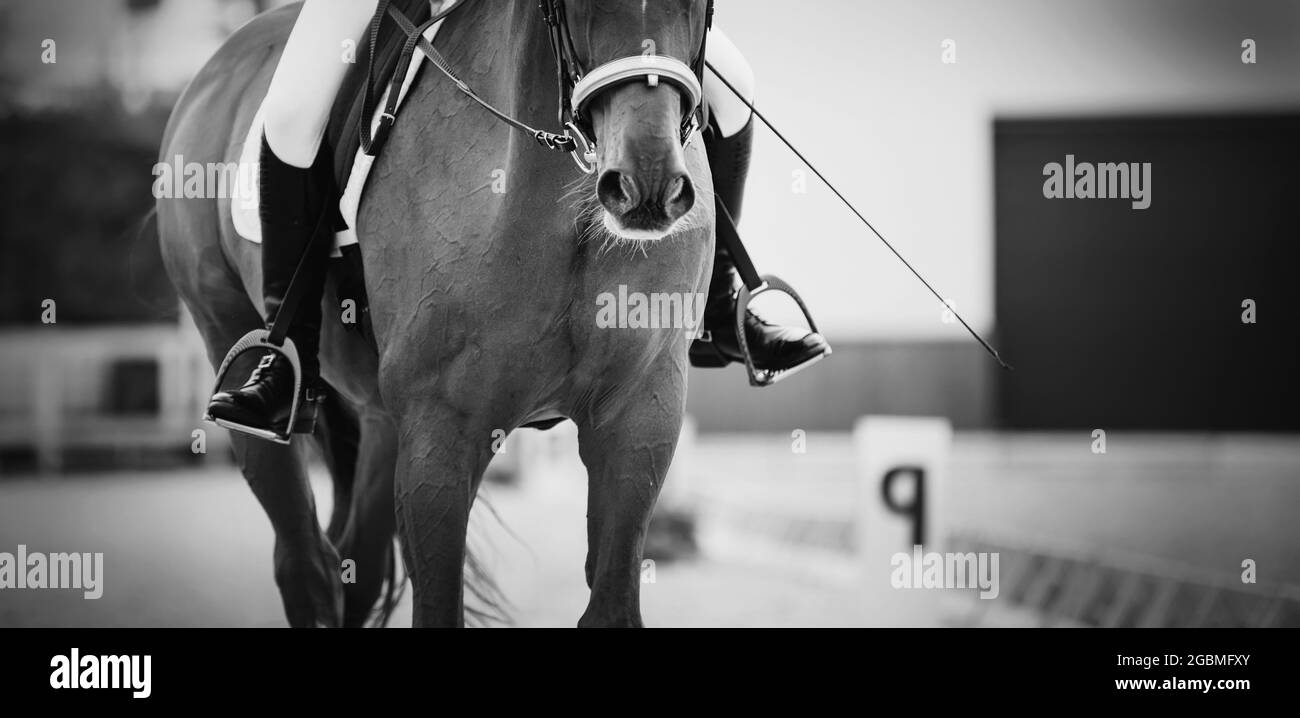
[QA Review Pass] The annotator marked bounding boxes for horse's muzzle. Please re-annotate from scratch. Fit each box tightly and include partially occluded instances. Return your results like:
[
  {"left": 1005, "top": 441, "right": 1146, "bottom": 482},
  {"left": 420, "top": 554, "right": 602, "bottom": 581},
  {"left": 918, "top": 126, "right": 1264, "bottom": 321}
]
[
  {"left": 596, "top": 166, "right": 694, "bottom": 236},
  {"left": 590, "top": 81, "right": 697, "bottom": 239}
]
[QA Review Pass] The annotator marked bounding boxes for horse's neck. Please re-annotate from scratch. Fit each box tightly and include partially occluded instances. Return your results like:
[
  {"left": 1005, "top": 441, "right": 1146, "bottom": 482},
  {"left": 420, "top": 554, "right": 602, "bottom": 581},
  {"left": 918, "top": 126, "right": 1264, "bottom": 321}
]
[
  {"left": 455, "top": 0, "right": 559, "bottom": 128},
  {"left": 444, "top": 0, "right": 589, "bottom": 248}
]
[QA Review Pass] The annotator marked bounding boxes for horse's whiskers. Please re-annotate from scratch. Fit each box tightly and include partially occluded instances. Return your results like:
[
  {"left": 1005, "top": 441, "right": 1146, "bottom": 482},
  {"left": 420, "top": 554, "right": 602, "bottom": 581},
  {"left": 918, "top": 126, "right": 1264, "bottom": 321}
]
[{"left": 562, "top": 172, "right": 714, "bottom": 256}]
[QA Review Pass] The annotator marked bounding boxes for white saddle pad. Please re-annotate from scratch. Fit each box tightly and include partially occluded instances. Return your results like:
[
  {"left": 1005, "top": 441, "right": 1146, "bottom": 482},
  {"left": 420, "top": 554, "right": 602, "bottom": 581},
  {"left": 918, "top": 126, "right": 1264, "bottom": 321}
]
[{"left": 232, "top": 12, "right": 450, "bottom": 255}]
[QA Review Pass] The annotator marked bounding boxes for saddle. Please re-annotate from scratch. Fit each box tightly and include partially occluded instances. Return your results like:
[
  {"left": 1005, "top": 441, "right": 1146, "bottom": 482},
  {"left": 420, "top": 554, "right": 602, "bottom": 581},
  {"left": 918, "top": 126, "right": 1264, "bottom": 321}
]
[{"left": 307, "top": 0, "right": 437, "bottom": 347}]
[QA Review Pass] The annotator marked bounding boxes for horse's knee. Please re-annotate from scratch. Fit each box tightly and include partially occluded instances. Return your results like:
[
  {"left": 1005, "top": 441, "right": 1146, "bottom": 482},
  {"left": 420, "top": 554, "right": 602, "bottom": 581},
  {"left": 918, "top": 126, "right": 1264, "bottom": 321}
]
[{"left": 376, "top": 350, "right": 433, "bottom": 420}]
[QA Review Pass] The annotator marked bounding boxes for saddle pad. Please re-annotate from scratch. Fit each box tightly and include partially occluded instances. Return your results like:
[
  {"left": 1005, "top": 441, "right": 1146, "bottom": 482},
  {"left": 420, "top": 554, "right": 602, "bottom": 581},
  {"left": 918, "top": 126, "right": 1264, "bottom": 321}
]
[{"left": 232, "top": 8, "right": 450, "bottom": 255}]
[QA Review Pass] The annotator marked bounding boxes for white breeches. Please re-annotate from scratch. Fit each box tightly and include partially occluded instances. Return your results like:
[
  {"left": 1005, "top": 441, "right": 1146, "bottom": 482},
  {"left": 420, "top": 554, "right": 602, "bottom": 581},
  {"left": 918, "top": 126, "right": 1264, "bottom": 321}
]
[
  {"left": 262, "top": 1, "right": 756, "bottom": 168},
  {"left": 702, "top": 28, "right": 755, "bottom": 138},
  {"left": 263, "top": 0, "right": 379, "bottom": 167}
]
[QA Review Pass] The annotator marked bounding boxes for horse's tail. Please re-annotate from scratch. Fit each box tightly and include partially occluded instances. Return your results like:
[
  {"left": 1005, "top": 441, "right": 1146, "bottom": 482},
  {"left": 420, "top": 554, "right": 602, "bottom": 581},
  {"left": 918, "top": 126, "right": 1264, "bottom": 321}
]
[
  {"left": 125, "top": 207, "right": 177, "bottom": 321},
  {"left": 465, "top": 506, "right": 512, "bottom": 626},
  {"left": 137, "top": 205, "right": 159, "bottom": 241},
  {"left": 361, "top": 514, "right": 509, "bottom": 627},
  {"left": 364, "top": 515, "right": 509, "bottom": 628},
  {"left": 365, "top": 531, "right": 509, "bottom": 628}
]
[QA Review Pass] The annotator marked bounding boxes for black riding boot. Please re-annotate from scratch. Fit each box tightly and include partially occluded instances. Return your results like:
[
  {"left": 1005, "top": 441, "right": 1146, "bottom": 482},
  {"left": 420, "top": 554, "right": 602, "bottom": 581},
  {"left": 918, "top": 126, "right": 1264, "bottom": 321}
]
[
  {"left": 692, "top": 117, "right": 829, "bottom": 371},
  {"left": 206, "top": 135, "right": 330, "bottom": 436}
]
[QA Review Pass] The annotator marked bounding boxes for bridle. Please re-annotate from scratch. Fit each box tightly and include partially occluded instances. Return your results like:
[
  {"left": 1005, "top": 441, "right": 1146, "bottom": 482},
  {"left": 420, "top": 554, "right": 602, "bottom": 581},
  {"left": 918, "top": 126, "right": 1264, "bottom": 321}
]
[
  {"left": 541, "top": 0, "right": 712, "bottom": 172},
  {"left": 362, "top": 0, "right": 715, "bottom": 175}
]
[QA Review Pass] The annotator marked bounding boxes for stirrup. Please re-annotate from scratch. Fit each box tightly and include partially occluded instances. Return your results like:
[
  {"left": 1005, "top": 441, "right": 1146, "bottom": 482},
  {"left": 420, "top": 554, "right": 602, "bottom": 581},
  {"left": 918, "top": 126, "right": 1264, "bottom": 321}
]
[
  {"left": 735, "top": 274, "right": 832, "bottom": 388},
  {"left": 203, "top": 329, "right": 303, "bottom": 445}
]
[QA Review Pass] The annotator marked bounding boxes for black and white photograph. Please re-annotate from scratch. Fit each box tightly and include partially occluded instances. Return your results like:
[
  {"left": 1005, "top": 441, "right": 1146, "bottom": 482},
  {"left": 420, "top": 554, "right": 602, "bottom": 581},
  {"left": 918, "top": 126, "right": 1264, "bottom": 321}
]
[{"left": 0, "top": 0, "right": 1296, "bottom": 697}]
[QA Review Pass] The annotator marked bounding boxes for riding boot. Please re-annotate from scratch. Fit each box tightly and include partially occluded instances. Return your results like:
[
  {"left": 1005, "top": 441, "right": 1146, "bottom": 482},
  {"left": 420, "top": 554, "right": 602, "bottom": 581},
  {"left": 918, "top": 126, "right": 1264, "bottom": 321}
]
[
  {"left": 206, "top": 135, "right": 330, "bottom": 436},
  {"left": 691, "top": 116, "right": 829, "bottom": 371}
]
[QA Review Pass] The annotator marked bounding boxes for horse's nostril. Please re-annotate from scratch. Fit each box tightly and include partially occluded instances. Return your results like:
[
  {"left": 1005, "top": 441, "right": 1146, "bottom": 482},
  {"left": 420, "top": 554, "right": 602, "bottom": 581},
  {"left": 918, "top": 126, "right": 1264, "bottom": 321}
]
[
  {"left": 597, "top": 170, "right": 639, "bottom": 215},
  {"left": 664, "top": 174, "right": 695, "bottom": 222},
  {"left": 598, "top": 167, "right": 691, "bottom": 231},
  {"left": 666, "top": 176, "right": 685, "bottom": 204}
]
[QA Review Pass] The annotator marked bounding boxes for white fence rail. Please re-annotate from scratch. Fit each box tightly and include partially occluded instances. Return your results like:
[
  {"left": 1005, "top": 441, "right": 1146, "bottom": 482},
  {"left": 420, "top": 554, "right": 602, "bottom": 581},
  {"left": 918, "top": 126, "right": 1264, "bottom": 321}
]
[{"left": 0, "top": 323, "right": 217, "bottom": 473}]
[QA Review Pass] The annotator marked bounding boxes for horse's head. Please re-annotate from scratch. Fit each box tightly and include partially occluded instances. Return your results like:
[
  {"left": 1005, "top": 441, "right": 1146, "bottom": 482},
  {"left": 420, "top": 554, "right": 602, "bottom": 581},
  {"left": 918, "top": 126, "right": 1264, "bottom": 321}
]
[{"left": 563, "top": 0, "right": 712, "bottom": 241}]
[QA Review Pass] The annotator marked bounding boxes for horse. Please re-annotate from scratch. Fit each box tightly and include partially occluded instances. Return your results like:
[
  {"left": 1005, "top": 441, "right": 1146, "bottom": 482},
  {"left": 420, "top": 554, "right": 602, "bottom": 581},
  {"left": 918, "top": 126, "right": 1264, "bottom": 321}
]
[{"left": 157, "top": 0, "right": 715, "bottom": 627}]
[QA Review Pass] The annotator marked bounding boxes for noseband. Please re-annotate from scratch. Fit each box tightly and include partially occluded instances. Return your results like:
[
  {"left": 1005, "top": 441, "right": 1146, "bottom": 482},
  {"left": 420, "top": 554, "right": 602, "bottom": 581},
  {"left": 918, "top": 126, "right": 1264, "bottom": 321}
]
[{"left": 362, "top": 0, "right": 714, "bottom": 174}]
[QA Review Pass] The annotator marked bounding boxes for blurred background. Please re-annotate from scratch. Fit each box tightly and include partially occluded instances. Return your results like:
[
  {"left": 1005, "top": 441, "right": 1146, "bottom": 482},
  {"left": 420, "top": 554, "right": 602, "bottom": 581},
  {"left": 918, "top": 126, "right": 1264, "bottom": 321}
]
[{"left": 0, "top": 0, "right": 1298, "bottom": 626}]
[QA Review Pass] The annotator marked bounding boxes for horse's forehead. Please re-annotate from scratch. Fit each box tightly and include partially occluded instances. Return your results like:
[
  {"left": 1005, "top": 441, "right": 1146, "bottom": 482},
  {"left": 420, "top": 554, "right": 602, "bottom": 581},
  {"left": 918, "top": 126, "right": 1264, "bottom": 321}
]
[
  {"left": 577, "top": 0, "right": 699, "bottom": 33},
  {"left": 588, "top": 0, "right": 693, "bottom": 17},
  {"left": 579, "top": 0, "right": 701, "bottom": 57}
]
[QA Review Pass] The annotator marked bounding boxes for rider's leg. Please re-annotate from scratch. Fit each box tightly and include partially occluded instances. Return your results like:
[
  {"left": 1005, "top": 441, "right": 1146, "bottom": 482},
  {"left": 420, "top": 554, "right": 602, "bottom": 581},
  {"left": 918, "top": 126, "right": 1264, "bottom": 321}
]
[
  {"left": 695, "top": 28, "right": 829, "bottom": 372},
  {"left": 207, "top": 0, "right": 378, "bottom": 436},
  {"left": 262, "top": 0, "right": 379, "bottom": 168}
]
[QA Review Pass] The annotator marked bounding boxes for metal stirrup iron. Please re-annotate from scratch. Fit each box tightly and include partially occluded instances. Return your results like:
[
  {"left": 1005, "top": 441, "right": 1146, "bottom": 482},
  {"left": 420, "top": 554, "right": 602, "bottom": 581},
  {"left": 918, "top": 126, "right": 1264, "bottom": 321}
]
[
  {"left": 203, "top": 192, "right": 335, "bottom": 444},
  {"left": 712, "top": 197, "right": 831, "bottom": 388}
]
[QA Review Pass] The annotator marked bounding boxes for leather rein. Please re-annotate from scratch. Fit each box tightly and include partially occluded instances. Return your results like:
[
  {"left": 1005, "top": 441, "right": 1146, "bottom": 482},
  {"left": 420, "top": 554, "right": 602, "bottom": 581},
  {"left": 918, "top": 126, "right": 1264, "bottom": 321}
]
[{"left": 361, "top": 0, "right": 714, "bottom": 174}]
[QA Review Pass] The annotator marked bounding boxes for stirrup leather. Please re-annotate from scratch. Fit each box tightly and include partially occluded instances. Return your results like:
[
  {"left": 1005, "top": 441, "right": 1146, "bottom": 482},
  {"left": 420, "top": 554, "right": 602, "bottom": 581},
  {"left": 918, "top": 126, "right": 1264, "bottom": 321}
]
[{"left": 203, "top": 329, "right": 304, "bottom": 445}]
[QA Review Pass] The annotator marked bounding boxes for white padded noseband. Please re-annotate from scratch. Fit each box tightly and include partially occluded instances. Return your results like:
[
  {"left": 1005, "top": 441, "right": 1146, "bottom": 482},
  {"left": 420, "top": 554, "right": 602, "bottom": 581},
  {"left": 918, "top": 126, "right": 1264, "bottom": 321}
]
[{"left": 570, "top": 55, "right": 703, "bottom": 120}]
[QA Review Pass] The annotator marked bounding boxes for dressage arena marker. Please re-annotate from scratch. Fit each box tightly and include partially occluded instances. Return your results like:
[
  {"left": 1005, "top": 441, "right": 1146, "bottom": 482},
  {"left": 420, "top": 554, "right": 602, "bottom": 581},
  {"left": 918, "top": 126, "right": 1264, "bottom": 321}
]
[
  {"left": 852, "top": 416, "right": 952, "bottom": 585},
  {"left": 677, "top": 426, "right": 1300, "bottom": 626}
]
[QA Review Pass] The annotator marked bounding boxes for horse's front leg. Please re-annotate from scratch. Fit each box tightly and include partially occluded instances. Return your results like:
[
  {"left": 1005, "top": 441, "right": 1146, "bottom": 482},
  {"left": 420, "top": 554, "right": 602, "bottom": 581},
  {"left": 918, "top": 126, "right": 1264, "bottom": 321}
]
[
  {"left": 575, "top": 365, "right": 687, "bottom": 627},
  {"left": 386, "top": 396, "right": 497, "bottom": 627},
  {"left": 379, "top": 340, "right": 502, "bottom": 628}
]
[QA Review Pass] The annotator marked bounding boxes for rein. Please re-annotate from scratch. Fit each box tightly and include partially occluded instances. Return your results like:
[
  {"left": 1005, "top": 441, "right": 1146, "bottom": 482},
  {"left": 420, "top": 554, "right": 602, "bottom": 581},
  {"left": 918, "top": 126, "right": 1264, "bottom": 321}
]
[{"left": 360, "top": 0, "right": 714, "bottom": 174}]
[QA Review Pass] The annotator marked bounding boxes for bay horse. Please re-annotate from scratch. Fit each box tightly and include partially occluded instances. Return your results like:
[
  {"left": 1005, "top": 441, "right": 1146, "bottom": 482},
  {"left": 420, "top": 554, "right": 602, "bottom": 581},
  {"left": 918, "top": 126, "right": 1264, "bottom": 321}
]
[{"left": 158, "top": 0, "right": 715, "bottom": 626}]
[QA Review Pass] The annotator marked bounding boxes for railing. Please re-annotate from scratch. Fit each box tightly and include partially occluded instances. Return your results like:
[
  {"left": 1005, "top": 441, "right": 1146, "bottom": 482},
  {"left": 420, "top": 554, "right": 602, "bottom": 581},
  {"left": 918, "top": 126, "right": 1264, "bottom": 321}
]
[
  {"left": 0, "top": 323, "right": 220, "bottom": 474},
  {"left": 950, "top": 530, "right": 1300, "bottom": 628}
]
